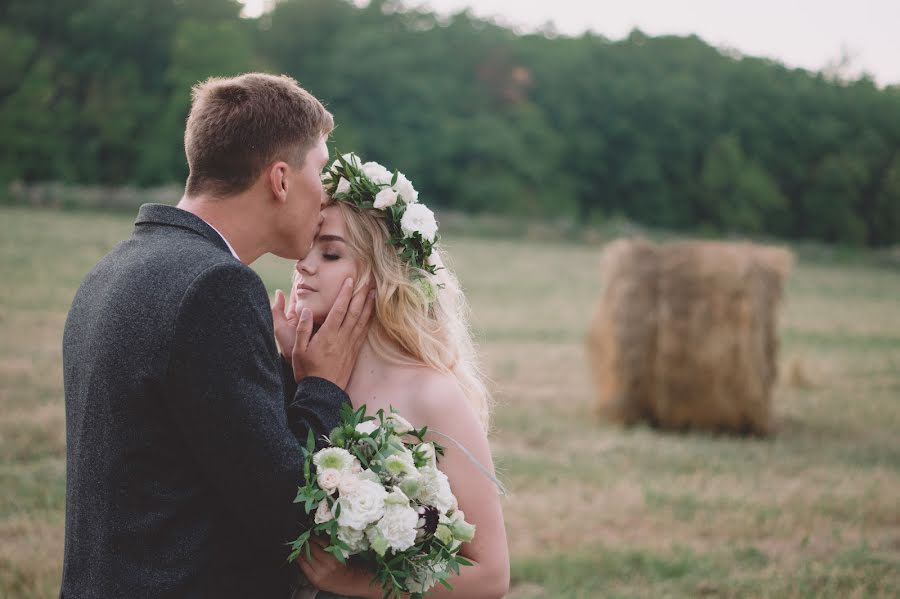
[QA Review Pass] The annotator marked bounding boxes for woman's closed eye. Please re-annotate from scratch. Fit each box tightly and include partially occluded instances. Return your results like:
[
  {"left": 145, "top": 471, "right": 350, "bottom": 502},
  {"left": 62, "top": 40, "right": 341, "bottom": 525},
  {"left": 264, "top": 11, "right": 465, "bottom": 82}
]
[{"left": 322, "top": 251, "right": 341, "bottom": 261}]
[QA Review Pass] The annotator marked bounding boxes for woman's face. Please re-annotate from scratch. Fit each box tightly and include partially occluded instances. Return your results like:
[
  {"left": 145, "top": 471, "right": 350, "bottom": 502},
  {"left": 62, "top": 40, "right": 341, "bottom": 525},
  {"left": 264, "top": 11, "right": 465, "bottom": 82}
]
[{"left": 294, "top": 205, "right": 361, "bottom": 326}]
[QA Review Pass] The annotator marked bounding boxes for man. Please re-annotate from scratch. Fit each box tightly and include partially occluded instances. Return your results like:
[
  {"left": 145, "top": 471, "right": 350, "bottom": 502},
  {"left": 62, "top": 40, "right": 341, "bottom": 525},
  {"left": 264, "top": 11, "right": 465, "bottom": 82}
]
[{"left": 61, "top": 73, "right": 373, "bottom": 597}]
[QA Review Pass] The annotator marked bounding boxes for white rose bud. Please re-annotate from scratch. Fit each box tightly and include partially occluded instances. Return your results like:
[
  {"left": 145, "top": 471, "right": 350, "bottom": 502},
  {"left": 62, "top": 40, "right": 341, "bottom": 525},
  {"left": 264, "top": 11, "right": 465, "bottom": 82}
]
[
  {"left": 449, "top": 510, "right": 476, "bottom": 543},
  {"left": 373, "top": 188, "right": 399, "bottom": 209},
  {"left": 336, "top": 177, "right": 351, "bottom": 194},
  {"left": 314, "top": 499, "right": 333, "bottom": 524},
  {"left": 385, "top": 412, "right": 414, "bottom": 434}
]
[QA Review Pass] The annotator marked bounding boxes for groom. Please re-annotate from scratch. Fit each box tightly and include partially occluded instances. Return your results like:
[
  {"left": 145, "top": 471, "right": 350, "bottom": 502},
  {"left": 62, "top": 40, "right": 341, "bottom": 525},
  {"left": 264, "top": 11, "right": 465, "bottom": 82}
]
[{"left": 61, "top": 74, "right": 373, "bottom": 597}]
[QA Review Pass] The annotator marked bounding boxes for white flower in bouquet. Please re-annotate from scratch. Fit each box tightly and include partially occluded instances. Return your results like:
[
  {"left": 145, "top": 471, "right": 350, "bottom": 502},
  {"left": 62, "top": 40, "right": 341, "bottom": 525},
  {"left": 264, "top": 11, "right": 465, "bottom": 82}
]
[
  {"left": 337, "top": 473, "right": 360, "bottom": 496},
  {"left": 336, "top": 177, "right": 351, "bottom": 194},
  {"left": 383, "top": 450, "right": 418, "bottom": 479},
  {"left": 362, "top": 161, "right": 393, "bottom": 186},
  {"left": 355, "top": 420, "right": 379, "bottom": 435},
  {"left": 369, "top": 504, "right": 420, "bottom": 553},
  {"left": 400, "top": 203, "right": 438, "bottom": 243},
  {"left": 399, "top": 476, "right": 422, "bottom": 499},
  {"left": 314, "top": 499, "right": 333, "bottom": 524},
  {"left": 394, "top": 172, "right": 419, "bottom": 204},
  {"left": 447, "top": 509, "right": 476, "bottom": 543},
  {"left": 384, "top": 412, "right": 415, "bottom": 434},
  {"left": 417, "top": 465, "right": 455, "bottom": 513},
  {"left": 316, "top": 468, "right": 342, "bottom": 494},
  {"left": 338, "top": 526, "right": 370, "bottom": 556},
  {"left": 337, "top": 478, "right": 388, "bottom": 530},
  {"left": 416, "top": 442, "right": 437, "bottom": 468},
  {"left": 373, "top": 188, "right": 399, "bottom": 209},
  {"left": 384, "top": 486, "right": 411, "bottom": 506},
  {"left": 313, "top": 447, "right": 355, "bottom": 472}
]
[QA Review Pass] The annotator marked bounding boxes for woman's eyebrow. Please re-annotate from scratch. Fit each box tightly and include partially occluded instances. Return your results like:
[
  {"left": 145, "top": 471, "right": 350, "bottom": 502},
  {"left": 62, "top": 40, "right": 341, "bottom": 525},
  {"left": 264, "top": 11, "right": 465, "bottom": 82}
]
[{"left": 317, "top": 234, "right": 347, "bottom": 243}]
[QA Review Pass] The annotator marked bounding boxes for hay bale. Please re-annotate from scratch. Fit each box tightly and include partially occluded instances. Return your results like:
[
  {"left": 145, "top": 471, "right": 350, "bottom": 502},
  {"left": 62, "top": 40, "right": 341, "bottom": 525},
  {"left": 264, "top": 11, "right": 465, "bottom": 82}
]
[{"left": 588, "top": 239, "right": 792, "bottom": 435}]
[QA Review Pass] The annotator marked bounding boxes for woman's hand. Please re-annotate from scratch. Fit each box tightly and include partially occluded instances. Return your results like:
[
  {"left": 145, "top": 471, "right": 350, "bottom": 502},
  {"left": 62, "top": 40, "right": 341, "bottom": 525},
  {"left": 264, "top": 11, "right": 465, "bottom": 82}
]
[
  {"left": 297, "top": 538, "right": 381, "bottom": 599},
  {"left": 271, "top": 280, "right": 300, "bottom": 360}
]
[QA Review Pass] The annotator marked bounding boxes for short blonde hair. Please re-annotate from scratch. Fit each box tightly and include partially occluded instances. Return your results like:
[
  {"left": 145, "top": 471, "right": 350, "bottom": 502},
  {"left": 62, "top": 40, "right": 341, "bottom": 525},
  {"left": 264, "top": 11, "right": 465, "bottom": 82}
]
[{"left": 185, "top": 73, "right": 334, "bottom": 197}]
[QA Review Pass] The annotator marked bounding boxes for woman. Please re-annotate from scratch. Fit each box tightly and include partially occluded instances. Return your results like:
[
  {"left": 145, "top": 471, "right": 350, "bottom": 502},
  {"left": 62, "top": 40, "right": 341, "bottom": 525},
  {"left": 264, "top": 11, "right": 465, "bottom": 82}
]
[{"left": 275, "top": 154, "right": 509, "bottom": 599}]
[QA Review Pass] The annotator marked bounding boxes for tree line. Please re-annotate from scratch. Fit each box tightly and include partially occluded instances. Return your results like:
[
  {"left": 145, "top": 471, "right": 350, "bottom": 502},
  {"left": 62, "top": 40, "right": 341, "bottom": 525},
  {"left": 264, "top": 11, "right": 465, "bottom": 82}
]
[{"left": 2, "top": 0, "right": 898, "bottom": 245}]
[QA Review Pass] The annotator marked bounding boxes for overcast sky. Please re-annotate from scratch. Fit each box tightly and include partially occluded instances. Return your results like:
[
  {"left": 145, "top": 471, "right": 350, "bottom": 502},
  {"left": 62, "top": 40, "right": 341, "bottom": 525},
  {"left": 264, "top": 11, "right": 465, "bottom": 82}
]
[{"left": 241, "top": 0, "right": 900, "bottom": 86}]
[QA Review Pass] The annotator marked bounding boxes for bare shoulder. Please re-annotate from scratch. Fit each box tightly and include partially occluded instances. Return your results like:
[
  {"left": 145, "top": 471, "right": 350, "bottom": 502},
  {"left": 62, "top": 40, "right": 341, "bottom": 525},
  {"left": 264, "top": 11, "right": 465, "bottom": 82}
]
[{"left": 404, "top": 368, "right": 481, "bottom": 436}]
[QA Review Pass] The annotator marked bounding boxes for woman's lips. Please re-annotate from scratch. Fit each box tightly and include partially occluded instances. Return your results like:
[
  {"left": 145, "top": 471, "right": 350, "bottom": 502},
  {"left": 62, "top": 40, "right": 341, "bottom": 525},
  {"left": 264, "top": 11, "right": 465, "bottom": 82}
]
[{"left": 297, "top": 283, "right": 317, "bottom": 296}]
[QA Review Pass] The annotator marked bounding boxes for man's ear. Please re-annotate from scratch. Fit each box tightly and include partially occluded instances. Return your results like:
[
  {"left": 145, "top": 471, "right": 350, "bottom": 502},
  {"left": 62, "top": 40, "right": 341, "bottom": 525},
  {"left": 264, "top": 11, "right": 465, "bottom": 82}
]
[{"left": 268, "top": 161, "right": 290, "bottom": 204}]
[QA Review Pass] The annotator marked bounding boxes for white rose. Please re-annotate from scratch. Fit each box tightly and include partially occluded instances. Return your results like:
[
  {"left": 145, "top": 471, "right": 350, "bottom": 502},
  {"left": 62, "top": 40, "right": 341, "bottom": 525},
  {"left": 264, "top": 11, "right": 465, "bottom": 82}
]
[
  {"left": 373, "top": 188, "right": 399, "bottom": 209},
  {"left": 417, "top": 466, "right": 454, "bottom": 514},
  {"left": 393, "top": 172, "right": 418, "bottom": 204},
  {"left": 371, "top": 504, "right": 419, "bottom": 552},
  {"left": 313, "top": 447, "right": 354, "bottom": 472},
  {"left": 314, "top": 499, "right": 333, "bottom": 524},
  {"left": 336, "top": 177, "right": 351, "bottom": 194},
  {"left": 316, "top": 468, "right": 342, "bottom": 494},
  {"left": 400, "top": 203, "right": 438, "bottom": 243},
  {"left": 338, "top": 473, "right": 360, "bottom": 496},
  {"left": 362, "top": 161, "right": 393, "bottom": 185},
  {"left": 337, "top": 479, "right": 388, "bottom": 530},
  {"left": 355, "top": 420, "right": 379, "bottom": 435}
]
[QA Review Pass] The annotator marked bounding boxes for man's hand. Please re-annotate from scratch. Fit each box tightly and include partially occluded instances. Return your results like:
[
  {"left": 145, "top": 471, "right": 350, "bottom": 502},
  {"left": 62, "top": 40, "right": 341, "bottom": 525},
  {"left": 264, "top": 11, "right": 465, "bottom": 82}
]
[
  {"left": 292, "top": 277, "right": 375, "bottom": 388},
  {"left": 297, "top": 538, "right": 379, "bottom": 599}
]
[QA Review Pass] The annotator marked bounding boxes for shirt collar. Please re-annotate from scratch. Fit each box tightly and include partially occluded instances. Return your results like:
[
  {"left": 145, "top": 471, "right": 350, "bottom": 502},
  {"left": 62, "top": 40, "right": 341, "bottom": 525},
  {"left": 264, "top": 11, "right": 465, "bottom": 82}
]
[{"left": 203, "top": 221, "right": 241, "bottom": 261}]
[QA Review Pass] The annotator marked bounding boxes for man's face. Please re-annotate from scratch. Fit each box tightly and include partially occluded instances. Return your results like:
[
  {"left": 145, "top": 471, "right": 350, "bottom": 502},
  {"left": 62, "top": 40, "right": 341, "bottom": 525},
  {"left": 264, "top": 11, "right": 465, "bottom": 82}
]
[{"left": 283, "top": 137, "right": 329, "bottom": 259}]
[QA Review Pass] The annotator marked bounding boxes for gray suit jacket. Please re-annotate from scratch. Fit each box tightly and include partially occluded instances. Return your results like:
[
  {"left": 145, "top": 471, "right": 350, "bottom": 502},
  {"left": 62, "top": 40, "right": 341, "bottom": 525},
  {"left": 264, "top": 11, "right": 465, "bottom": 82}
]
[{"left": 61, "top": 204, "right": 348, "bottom": 598}]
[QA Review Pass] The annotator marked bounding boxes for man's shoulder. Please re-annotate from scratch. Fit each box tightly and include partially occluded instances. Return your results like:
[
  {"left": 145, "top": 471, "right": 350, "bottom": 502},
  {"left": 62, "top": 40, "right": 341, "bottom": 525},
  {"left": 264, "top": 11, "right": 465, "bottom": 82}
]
[{"left": 127, "top": 224, "right": 257, "bottom": 287}]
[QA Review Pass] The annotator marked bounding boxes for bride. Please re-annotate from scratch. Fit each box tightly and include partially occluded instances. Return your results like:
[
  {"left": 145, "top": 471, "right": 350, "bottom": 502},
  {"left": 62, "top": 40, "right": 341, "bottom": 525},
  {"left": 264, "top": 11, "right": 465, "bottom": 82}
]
[{"left": 273, "top": 154, "right": 510, "bottom": 599}]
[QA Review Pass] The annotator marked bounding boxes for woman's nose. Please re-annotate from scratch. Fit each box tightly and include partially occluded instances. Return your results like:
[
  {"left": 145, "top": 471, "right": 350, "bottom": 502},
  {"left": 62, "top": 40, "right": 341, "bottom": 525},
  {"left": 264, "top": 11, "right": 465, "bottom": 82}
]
[{"left": 296, "top": 259, "right": 314, "bottom": 275}]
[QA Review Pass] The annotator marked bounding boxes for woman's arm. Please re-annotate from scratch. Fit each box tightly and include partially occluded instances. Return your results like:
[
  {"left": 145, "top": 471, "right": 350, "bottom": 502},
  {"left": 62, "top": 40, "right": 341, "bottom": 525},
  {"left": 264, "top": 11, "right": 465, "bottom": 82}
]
[{"left": 411, "top": 375, "right": 510, "bottom": 598}]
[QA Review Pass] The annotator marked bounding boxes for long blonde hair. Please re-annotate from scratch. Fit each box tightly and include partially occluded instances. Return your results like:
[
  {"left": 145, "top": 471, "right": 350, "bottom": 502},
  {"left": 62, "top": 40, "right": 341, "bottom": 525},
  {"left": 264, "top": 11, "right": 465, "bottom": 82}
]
[{"left": 327, "top": 200, "right": 492, "bottom": 430}]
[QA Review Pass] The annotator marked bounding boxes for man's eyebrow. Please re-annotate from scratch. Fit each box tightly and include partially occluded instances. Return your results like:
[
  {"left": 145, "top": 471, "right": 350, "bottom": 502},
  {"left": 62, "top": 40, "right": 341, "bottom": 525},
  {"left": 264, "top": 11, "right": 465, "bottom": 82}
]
[{"left": 317, "top": 234, "right": 346, "bottom": 243}]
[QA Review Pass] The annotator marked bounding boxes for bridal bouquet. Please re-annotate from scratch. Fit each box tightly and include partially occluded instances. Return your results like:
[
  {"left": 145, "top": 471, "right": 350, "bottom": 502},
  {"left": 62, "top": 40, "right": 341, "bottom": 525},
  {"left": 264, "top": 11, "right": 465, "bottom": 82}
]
[{"left": 288, "top": 405, "right": 475, "bottom": 598}]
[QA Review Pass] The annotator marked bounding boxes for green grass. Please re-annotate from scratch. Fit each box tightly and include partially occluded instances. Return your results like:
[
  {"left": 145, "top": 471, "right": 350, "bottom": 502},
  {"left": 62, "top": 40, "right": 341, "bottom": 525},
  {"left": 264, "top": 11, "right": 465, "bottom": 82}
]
[{"left": 1, "top": 205, "right": 899, "bottom": 597}]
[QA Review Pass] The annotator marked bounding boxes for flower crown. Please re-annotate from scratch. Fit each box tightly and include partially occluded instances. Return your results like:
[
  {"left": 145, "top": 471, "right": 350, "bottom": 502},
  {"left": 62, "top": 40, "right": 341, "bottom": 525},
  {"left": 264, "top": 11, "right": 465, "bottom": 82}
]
[{"left": 322, "top": 152, "right": 439, "bottom": 278}]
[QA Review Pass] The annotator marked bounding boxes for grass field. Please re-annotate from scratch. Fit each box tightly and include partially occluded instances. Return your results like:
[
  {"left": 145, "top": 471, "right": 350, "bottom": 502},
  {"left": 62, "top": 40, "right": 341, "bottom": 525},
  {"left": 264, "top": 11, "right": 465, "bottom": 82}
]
[{"left": 1, "top": 206, "right": 898, "bottom": 598}]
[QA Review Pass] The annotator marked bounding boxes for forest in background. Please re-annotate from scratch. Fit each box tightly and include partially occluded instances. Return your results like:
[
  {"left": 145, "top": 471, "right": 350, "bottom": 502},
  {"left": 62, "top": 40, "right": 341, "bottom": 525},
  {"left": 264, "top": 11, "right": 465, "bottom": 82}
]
[{"left": 2, "top": 0, "right": 899, "bottom": 246}]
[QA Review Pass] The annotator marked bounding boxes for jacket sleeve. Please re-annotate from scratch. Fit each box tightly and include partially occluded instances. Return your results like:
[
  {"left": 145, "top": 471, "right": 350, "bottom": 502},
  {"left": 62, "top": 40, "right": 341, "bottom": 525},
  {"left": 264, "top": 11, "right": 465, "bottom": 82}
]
[{"left": 166, "top": 262, "right": 348, "bottom": 555}]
